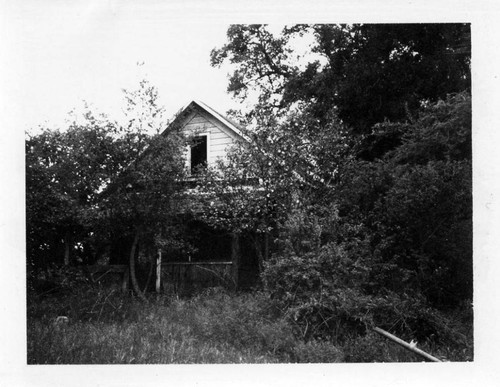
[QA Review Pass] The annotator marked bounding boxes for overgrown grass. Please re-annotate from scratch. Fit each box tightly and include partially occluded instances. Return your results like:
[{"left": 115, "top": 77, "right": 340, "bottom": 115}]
[
  {"left": 27, "top": 286, "right": 343, "bottom": 364},
  {"left": 27, "top": 285, "right": 472, "bottom": 364}
]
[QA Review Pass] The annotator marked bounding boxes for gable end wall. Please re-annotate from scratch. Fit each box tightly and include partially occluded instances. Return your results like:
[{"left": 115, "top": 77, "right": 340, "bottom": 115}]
[{"left": 182, "top": 109, "right": 239, "bottom": 167}]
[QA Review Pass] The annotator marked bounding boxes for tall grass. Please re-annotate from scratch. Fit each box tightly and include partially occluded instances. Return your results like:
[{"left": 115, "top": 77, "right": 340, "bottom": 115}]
[
  {"left": 27, "top": 287, "right": 343, "bottom": 364},
  {"left": 27, "top": 284, "right": 472, "bottom": 364}
]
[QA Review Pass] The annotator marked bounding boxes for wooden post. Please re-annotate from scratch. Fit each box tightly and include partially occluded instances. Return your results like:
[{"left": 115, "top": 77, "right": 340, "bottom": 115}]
[
  {"left": 231, "top": 233, "right": 240, "bottom": 289},
  {"left": 373, "top": 327, "right": 443, "bottom": 362},
  {"left": 156, "top": 249, "right": 162, "bottom": 293}
]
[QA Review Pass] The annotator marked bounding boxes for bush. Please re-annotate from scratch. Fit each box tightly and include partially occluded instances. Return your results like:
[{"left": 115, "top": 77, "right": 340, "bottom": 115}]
[
  {"left": 263, "top": 238, "right": 472, "bottom": 359},
  {"left": 336, "top": 93, "right": 472, "bottom": 309},
  {"left": 186, "top": 287, "right": 343, "bottom": 362},
  {"left": 263, "top": 242, "right": 376, "bottom": 341}
]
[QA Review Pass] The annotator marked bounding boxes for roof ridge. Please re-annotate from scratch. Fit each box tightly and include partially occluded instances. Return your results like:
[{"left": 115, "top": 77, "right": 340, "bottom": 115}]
[{"left": 192, "top": 100, "right": 246, "bottom": 138}]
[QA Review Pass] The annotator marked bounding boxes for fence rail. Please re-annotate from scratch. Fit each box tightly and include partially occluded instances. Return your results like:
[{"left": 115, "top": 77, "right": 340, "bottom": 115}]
[{"left": 161, "top": 261, "right": 235, "bottom": 295}]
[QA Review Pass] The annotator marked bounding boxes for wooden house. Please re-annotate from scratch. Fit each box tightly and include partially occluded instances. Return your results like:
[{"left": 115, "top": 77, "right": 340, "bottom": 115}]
[
  {"left": 156, "top": 101, "right": 259, "bottom": 294},
  {"left": 168, "top": 100, "right": 247, "bottom": 175}
]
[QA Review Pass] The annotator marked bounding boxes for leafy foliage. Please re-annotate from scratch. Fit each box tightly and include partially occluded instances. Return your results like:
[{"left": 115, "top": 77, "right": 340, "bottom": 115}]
[
  {"left": 26, "top": 79, "right": 189, "bottom": 285},
  {"left": 260, "top": 92, "right": 472, "bottom": 350},
  {"left": 192, "top": 101, "right": 352, "bottom": 273},
  {"left": 26, "top": 111, "right": 125, "bottom": 268},
  {"left": 209, "top": 24, "right": 472, "bottom": 348},
  {"left": 337, "top": 92, "right": 472, "bottom": 306},
  {"left": 213, "top": 24, "right": 470, "bottom": 136}
]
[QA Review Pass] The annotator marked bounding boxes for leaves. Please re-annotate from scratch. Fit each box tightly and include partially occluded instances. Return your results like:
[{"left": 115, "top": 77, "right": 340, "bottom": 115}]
[
  {"left": 26, "top": 120, "right": 125, "bottom": 267},
  {"left": 213, "top": 24, "right": 470, "bottom": 136},
  {"left": 26, "top": 79, "right": 188, "bottom": 268}
]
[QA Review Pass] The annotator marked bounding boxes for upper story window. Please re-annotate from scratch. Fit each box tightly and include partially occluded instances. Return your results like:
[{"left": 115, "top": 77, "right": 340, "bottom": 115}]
[{"left": 190, "top": 135, "right": 207, "bottom": 174}]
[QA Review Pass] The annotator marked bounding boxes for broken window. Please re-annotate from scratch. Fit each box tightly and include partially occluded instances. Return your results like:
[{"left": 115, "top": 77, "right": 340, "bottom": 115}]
[{"left": 190, "top": 135, "right": 207, "bottom": 174}]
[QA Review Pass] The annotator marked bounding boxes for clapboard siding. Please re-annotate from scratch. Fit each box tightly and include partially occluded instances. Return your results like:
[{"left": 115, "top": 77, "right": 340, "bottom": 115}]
[
  {"left": 210, "top": 143, "right": 233, "bottom": 153},
  {"left": 210, "top": 131, "right": 230, "bottom": 140},
  {"left": 209, "top": 130, "right": 235, "bottom": 163},
  {"left": 211, "top": 137, "right": 233, "bottom": 146}
]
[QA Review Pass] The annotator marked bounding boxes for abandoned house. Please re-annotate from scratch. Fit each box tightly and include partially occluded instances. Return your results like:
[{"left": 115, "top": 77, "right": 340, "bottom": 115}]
[{"left": 108, "top": 101, "right": 261, "bottom": 294}]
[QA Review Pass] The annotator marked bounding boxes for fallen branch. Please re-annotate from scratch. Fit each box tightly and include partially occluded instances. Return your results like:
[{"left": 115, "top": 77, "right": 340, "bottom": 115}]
[{"left": 373, "top": 327, "right": 442, "bottom": 362}]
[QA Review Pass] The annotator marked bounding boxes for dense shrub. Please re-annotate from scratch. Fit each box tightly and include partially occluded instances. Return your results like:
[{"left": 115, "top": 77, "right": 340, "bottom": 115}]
[
  {"left": 262, "top": 93, "right": 471, "bottom": 350},
  {"left": 263, "top": 243, "right": 472, "bottom": 360},
  {"left": 186, "top": 287, "right": 343, "bottom": 362},
  {"left": 263, "top": 243, "right": 456, "bottom": 344},
  {"left": 263, "top": 242, "right": 368, "bottom": 338},
  {"left": 338, "top": 93, "right": 472, "bottom": 308}
]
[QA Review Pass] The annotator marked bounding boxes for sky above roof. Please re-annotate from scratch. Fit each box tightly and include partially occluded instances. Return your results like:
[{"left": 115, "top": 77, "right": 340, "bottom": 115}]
[{"left": 3, "top": 1, "right": 247, "bottom": 134}]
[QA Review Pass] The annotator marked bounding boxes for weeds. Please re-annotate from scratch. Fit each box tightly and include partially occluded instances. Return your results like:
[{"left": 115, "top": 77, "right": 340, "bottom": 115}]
[
  {"left": 28, "top": 286, "right": 344, "bottom": 364},
  {"left": 27, "top": 282, "right": 471, "bottom": 364}
]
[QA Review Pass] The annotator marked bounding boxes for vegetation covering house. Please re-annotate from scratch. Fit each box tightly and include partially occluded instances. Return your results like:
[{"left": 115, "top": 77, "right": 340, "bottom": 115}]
[{"left": 153, "top": 100, "right": 260, "bottom": 293}]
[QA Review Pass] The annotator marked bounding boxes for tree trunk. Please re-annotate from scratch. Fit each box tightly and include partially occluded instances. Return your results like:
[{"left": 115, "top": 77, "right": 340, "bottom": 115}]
[{"left": 129, "top": 230, "right": 148, "bottom": 302}]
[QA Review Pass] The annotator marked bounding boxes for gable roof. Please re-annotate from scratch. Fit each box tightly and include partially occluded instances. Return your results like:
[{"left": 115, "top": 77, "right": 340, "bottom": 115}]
[{"left": 164, "top": 100, "right": 249, "bottom": 143}]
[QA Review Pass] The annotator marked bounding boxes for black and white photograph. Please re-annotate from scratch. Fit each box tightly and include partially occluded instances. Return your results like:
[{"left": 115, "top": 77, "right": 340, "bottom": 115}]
[{"left": 1, "top": 1, "right": 499, "bottom": 386}]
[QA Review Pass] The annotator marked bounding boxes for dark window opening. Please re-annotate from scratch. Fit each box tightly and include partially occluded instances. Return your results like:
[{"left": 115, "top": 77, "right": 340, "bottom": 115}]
[{"left": 191, "top": 135, "right": 207, "bottom": 174}]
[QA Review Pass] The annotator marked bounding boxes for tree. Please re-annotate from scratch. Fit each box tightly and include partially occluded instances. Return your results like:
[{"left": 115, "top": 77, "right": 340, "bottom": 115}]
[
  {"left": 26, "top": 79, "right": 188, "bottom": 302},
  {"left": 26, "top": 110, "right": 123, "bottom": 268},
  {"left": 211, "top": 24, "right": 293, "bottom": 110},
  {"left": 212, "top": 24, "right": 471, "bottom": 159},
  {"left": 101, "top": 80, "right": 188, "bottom": 300},
  {"left": 213, "top": 24, "right": 470, "bottom": 125}
]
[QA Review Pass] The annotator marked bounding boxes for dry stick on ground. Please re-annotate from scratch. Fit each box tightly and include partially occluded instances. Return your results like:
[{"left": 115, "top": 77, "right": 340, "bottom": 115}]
[{"left": 373, "top": 327, "right": 442, "bottom": 362}]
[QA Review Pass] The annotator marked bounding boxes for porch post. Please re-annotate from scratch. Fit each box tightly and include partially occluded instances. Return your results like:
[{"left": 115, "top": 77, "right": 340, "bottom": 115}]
[
  {"left": 231, "top": 233, "right": 240, "bottom": 289},
  {"left": 156, "top": 249, "right": 162, "bottom": 293}
]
